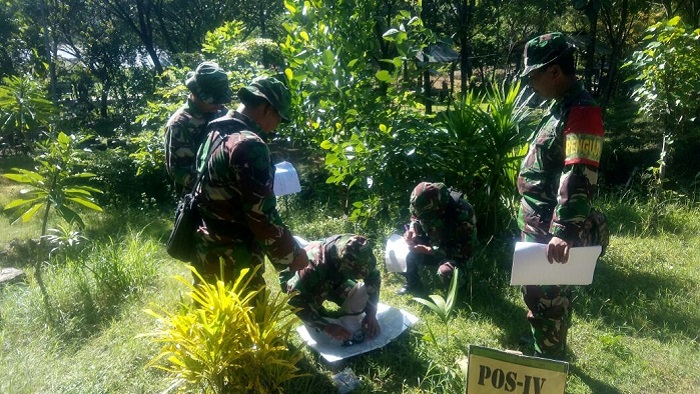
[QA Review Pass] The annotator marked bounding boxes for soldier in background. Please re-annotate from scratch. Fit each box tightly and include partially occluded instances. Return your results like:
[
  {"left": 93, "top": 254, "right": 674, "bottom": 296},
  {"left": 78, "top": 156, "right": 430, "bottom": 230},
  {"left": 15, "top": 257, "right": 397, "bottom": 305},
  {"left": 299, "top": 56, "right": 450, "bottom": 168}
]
[
  {"left": 164, "top": 61, "right": 232, "bottom": 195},
  {"left": 192, "top": 76, "right": 309, "bottom": 287},
  {"left": 517, "top": 32, "right": 605, "bottom": 359},
  {"left": 398, "top": 182, "right": 477, "bottom": 295},
  {"left": 283, "top": 234, "right": 381, "bottom": 342}
]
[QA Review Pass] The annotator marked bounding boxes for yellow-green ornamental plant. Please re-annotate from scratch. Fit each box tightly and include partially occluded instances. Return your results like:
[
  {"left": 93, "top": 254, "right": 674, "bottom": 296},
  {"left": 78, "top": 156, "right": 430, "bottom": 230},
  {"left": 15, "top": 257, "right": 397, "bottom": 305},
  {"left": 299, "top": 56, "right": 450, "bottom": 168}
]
[{"left": 141, "top": 266, "right": 305, "bottom": 394}]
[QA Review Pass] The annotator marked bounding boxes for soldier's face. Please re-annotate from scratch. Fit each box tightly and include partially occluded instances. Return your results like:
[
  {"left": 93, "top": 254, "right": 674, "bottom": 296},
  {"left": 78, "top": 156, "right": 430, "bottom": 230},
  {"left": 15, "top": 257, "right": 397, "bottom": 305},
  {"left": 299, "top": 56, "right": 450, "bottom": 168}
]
[
  {"left": 527, "top": 66, "right": 556, "bottom": 100},
  {"left": 192, "top": 93, "right": 225, "bottom": 113},
  {"left": 259, "top": 104, "right": 283, "bottom": 132},
  {"left": 202, "top": 102, "right": 224, "bottom": 113}
]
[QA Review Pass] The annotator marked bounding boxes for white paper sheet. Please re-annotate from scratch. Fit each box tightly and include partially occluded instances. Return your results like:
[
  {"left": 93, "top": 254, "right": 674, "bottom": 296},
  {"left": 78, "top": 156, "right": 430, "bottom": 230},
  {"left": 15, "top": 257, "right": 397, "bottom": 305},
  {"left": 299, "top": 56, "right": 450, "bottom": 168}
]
[
  {"left": 385, "top": 234, "right": 409, "bottom": 273},
  {"left": 274, "top": 161, "right": 301, "bottom": 196},
  {"left": 296, "top": 303, "right": 418, "bottom": 363},
  {"left": 510, "top": 242, "right": 602, "bottom": 285},
  {"left": 293, "top": 236, "right": 309, "bottom": 248}
]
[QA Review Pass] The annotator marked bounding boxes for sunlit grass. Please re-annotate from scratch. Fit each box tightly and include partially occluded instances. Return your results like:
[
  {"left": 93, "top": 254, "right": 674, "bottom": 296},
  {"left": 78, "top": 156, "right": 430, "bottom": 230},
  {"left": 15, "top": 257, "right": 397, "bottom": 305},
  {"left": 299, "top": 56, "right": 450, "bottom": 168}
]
[{"left": 0, "top": 194, "right": 698, "bottom": 393}]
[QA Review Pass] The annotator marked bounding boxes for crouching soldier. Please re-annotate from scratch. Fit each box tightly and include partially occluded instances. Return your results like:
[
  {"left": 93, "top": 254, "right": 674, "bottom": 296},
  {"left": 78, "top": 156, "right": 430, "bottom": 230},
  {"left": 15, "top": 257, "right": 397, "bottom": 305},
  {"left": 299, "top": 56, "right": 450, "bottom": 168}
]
[
  {"left": 398, "top": 182, "right": 477, "bottom": 295},
  {"left": 282, "top": 234, "right": 381, "bottom": 343}
]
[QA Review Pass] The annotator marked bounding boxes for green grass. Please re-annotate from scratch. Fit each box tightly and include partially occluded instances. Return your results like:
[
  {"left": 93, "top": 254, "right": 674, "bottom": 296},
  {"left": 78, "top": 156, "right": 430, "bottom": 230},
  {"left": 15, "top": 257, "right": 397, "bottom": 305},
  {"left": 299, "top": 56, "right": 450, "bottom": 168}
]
[{"left": 1, "top": 180, "right": 699, "bottom": 393}]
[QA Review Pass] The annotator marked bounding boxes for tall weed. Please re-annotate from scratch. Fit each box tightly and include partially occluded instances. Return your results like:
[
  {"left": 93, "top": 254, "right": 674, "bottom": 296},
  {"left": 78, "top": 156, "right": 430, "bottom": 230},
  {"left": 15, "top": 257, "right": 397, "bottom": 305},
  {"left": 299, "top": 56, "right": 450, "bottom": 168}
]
[{"left": 27, "top": 229, "right": 160, "bottom": 340}]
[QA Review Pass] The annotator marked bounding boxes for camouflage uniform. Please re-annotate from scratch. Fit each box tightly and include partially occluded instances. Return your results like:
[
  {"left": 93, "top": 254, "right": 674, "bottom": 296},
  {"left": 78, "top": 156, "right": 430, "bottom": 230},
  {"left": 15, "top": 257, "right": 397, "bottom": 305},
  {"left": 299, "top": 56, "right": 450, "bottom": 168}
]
[
  {"left": 192, "top": 76, "right": 299, "bottom": 286},
  {"left": 164, "top": 62, "right": 232, "bottom": 195},
  {"left": 401, "top": 182, "right": 477, "bottom": 293},
  {"left": 283, "top": 234, "right": 381, "bottom": 332},
  {"left": 165, "top": 100, "right": 227, "bottom": 194},
  {"left": 518, "top": 33, "right": 604, "bottom": 358}
]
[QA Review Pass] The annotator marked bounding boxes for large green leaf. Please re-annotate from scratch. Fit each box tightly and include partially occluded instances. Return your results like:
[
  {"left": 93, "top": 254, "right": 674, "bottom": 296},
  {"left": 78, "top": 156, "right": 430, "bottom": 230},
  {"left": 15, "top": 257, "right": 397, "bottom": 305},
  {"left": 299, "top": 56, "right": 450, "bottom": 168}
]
[
  {"left": 3, "top": 170, "right": 45, "bottom": 184},
  {"left": 66, "top": 197, "right": 103, "bottom": 212},
  {"left": 63, "top": 188, "right": 92, "bottom": 196},
  {"left": 56, "top": 205, "right": 84, "bottom": 228},
  {"left": 19, "top": 203, "right": 44, "bottom": 223},
  {"left": 3, "top": 197, "right": 44, "bottom": 210},
  {"left": 412, "top": 297, "right": 444, "bottom": 317}
]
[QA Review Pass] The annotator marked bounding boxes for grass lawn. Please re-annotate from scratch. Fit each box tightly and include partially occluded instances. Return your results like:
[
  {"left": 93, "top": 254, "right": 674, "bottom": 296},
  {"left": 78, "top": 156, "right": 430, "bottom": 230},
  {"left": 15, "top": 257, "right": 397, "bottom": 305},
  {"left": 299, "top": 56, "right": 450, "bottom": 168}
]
[{"left": 1, "top": 170, "right": 699, "bottom": 393}]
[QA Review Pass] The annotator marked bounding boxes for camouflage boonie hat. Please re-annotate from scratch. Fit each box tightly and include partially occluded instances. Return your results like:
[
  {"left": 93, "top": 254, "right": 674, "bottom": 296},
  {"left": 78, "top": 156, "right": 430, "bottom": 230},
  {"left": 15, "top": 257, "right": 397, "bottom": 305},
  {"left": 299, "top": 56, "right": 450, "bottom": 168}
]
[
  {"left": 185, "top": 61, "right": 233, "bottom": 105},
  {"left": 410, "top": 182, "right": 449, "bottom": 220},
  {"left": 521, "top": 32, "right": 575, "bottom": 77},
  {"left": 328, "top": 234, "right": 376, "bottom": 277},
  {"left": 237, "top": 76, "right": 292, "bottom": 123}
]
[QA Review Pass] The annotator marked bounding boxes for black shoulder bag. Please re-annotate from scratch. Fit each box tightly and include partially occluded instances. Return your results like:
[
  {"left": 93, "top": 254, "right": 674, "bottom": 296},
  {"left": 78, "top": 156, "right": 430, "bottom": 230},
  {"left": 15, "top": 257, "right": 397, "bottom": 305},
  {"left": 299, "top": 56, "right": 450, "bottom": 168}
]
[{"left": 166, "top": 136, "right": 222, "bottom": 262}]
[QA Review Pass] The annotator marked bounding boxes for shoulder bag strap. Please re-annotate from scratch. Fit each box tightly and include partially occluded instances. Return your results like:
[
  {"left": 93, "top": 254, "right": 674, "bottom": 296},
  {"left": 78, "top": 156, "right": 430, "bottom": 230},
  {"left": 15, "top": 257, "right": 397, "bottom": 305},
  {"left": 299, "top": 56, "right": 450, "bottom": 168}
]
[{"left": 189, "top": 134, "right": 225, "bottom": 195}]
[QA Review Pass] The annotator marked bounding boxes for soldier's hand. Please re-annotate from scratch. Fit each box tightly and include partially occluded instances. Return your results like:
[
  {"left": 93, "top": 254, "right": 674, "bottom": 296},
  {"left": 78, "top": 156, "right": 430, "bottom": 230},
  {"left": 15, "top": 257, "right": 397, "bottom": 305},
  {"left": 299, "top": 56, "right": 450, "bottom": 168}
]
[
  {"left": 290, "top": 250, "right": 310, "bottom": 272},
  {"left": 403, "top": 229, "right": 417, "bottom": 246},
  {"left": 547, "top": 236, "right": 571, "bottom": 264},
  {"left": 410, "top": 244, "right": 433, "bottom": 255},
  {"left": 362, "top": 313, "right": 381, "bottom": 339},
  {"left": 324, "top": 323, "right": 352, "bottom": 341}
]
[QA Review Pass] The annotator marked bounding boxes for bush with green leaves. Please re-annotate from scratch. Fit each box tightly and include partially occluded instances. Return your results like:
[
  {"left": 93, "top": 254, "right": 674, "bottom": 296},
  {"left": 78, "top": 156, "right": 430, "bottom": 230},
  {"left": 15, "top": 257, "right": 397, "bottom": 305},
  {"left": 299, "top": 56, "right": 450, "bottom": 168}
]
[
  {"left": 142, "top": 266, "right": 304, "bottom": 394},
  {"left": 624, "top": 16, "right": 700, "bottom": 184},
  {"left": 0, "top": 74, "right": 57, "bottom": 154},
  {"left": 279, "top": 1, "right": 534, "bottom": 239},
  {"left": 85, "top": 132, "right": 172, "bottom": 208},
  {"left": 2, "top": 131, "right": 103, "bottom": 236},
  {"left": 438, "top": 81, "right": 535, "bottom": 236},
  {"left": 280, "top": 0, "right": 449, "bottom": 227}
]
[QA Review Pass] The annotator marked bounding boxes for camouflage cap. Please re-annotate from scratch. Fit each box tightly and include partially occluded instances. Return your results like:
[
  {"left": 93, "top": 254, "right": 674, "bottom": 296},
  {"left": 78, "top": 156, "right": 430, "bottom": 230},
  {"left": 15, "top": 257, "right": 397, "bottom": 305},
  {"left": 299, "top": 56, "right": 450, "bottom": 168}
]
[
  {"left": 521, "top": 32, "right": 576, "bottom": 77},
  {"left": 185, "top": 61, "right": 233, "bottom": 105},
  {"left": 328, "top": 234, "right": 376, "bottom": 277},
  {"left": 237, "top": 76, "right": 292, "bottom": 123},
  {"left": 410, "top": 182, "right": 449, "bottom": 220}
]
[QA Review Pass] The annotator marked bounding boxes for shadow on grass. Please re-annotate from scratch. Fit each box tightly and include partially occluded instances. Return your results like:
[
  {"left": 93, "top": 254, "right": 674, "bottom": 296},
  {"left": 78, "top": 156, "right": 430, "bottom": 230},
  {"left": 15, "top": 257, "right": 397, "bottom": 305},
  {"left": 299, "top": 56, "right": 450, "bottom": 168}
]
[
  {"left": 601, "top": 197, "right": 700, "bottom": 238},
  {"left": 462, "top": 239, "right": 534, "bottom": 352},
  {"left": 576, "top": 258, "right": 700, "bottom": 342},
  {"left": 345, "top": 330, "right": 430, "bottom": 393},
  {"left": 284, "top": 330, "right": 429, "bottom": 393},
  {"left": 280, "top": 343, "right": 337, "bottom": 393},
  {"left": 1, "top": 210, "right": 169, "bottom": 346},
  {"left": 86, "top": 205, "right": 173, "bottom": 245},
  {"left": 569, "top": 364, "right": 623, "bottom": 394}
]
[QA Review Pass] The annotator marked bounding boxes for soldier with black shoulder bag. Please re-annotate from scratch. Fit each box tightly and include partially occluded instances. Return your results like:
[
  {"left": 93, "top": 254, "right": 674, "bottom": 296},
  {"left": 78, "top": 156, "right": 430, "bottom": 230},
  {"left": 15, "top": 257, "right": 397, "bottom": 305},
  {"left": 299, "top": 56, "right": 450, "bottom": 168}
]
[{"left": 166, "top": 137, "right": 222, "bottom": 262}]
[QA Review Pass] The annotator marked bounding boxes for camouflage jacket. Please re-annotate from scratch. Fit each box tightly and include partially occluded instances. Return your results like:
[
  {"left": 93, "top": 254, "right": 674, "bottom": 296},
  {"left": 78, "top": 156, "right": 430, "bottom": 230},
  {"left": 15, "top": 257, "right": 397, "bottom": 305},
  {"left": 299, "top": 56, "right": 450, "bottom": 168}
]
[
  {"left": 411, "top": 188, "right": 477, "bottom": 265},
  {"left": 517, "top": 82, "right": 604, "bottom": 241},
  {"left": 285, "top": 235, "right": 381, "bottom": 330},
  {"left": 193, "top": 110, "right": 299, "bottom": 267},
  {"left": 164, "top": 98, "right": 227, "bottom": 194}
]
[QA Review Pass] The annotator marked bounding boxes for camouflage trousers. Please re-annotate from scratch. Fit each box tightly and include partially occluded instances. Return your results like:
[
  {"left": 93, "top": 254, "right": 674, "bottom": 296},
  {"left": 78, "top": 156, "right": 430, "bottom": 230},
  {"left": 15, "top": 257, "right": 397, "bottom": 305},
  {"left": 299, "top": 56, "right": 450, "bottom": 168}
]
[
  {"left": 192, "top": 231, "right": 266, "bottom": 291},
  {"left": 405, "top": 251, "right": 467, "bottom": 288},
  {"left": 521, "top": 232, "right": 573, "bottom": 359}
]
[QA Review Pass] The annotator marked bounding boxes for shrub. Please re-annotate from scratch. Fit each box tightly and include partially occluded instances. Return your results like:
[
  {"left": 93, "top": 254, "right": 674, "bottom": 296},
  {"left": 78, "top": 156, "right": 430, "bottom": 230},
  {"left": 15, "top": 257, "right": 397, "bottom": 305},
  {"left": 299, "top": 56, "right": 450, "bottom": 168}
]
[{"left": 142, "top": 266, "right": 305, "bottom": 394}]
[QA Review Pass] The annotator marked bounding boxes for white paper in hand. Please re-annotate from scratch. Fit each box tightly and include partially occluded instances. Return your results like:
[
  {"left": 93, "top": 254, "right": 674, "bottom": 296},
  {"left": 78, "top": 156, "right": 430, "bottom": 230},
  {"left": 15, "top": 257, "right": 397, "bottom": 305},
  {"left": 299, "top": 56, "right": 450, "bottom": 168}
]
[
  {"left": 511, "top": 242, "right": 602, "bottom": 285},
  {"left": 293, "top": 236, "right": 309, "bottom": 248},
  {"left": 385, "top": 234, "right": 409, "bottom": 273},
  {"left": 273, "top": 161, "right": 301, "bottom": 196}
]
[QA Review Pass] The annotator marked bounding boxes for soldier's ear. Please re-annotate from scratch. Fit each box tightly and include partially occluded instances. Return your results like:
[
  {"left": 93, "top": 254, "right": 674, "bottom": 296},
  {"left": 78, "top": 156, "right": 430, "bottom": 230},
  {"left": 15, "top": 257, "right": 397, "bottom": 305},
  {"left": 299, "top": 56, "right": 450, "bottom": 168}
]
[{"left": 548, "top": 64, "right": 562, "bottom": 79}]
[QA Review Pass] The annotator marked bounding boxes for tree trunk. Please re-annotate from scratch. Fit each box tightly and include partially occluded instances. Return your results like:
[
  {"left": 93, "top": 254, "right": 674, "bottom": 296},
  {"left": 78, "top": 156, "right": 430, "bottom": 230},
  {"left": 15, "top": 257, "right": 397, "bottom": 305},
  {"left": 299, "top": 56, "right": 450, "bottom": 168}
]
[
  {"left": 39, "top": 0, "right": 58, "bottom": 103},
  {"left": 423, "top": 69, "right": 432, "bottom": 114},
  {"left": 456, "top": 0, "right": 474, "bottom": 96},
  {"left": 100, "top": 83, "right": 109, "bottom": 119},
  {"left": 104, "top": 0, "right": 164, "bottom": 74},
  {"left": 584, "top": 3, "right": 599, "bottom": 93},
  {"left": 154, "top": 0, "right": 180, "bottom": 67},
  {"left": 659, "top": 133, "right": 670, "bottom": 183}
]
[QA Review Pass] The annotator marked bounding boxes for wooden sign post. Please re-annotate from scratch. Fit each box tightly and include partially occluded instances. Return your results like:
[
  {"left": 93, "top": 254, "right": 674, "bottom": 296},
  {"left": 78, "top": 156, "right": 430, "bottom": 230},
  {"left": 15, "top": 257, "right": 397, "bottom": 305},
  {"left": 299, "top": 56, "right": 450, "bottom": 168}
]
[{"left": 466, "top": 345, "right": 569, "bottom": 394}]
